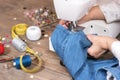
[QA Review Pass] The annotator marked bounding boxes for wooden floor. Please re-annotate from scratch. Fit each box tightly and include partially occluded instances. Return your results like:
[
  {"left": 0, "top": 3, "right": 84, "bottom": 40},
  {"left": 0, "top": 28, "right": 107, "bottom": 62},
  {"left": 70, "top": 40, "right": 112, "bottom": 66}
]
[
  {"left": 0, "top": 0, "right": 72, "bottom": 80},
  {"left": 0, "top": 0, "right": 120, "bottom": 80}
]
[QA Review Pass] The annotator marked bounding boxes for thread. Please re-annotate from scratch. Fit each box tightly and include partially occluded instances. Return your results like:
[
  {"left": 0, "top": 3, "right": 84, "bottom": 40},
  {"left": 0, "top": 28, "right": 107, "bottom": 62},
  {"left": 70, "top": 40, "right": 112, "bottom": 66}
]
[
  {"left": 20, "top": 47, "right": 42, "bottom": 73},
  {"left": 13, "top": 55, "right": 31, "bottom": 69},
  {"left": 0, "top": 43, "right": 4, "bottom": 55},
  {"left": 26, "top": 26, "right": 41, "bottom": 41},
  {"left": 14, "top": 24, "right": 28, "bottom": 35},
  {"left": 12, "top": 38, "right": 27, "bottom": 52},
  {"left": 11, "top": 24, "right": 42, "bottom": 73}
]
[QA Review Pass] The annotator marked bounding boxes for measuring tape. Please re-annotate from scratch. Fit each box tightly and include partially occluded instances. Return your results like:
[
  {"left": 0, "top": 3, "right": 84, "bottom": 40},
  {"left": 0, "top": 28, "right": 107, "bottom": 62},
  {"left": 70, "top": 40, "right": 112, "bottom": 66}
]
[
  {"left": 15, "top": 24, "right": 28, "bottom": 35},
  {"left": 12, "top": 24, "right": 28, "bottom": 38},
  {"left": 11, "top": 23, "right": 42, "bottom": 73}
]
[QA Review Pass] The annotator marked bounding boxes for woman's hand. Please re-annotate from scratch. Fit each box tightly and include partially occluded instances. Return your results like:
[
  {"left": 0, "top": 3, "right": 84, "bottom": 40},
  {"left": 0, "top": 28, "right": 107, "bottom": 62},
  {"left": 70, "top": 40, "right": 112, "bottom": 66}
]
[
  {"left": 59, "top": 20, "right": 71, "bottom": 29},
  {"left": 87, "top": 34, "right": 118, "bottom": 58}
]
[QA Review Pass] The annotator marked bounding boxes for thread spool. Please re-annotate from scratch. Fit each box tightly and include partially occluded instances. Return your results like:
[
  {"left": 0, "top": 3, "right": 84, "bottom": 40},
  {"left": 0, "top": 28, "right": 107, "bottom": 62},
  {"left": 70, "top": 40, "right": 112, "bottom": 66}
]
[
  {"left": 12, "top": 38, "right": 27, "bottom": 52},
  {"left": 13, "top": 55, "right": 32, "bottom": 69},
  {"left": 0, "top": 43, "right": 4, "bottom": 55},
  {"left": 26, "top": 26, "right": 41, "bottom": 41}
]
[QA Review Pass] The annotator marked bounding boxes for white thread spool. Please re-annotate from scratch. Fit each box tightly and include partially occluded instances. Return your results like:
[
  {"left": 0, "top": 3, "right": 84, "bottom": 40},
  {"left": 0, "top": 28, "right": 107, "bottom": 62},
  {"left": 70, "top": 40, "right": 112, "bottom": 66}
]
[
  {"left": 26, "top": 26, "right": 41, "bottom": 41},
  {"left": 12, "top": 38, "right": 27, "bottom": 52}
]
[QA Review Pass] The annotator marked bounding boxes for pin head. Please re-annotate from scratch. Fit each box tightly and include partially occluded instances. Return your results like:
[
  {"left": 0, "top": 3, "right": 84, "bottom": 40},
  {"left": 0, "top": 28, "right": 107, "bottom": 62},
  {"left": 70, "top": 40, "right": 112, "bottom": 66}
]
[{"left": 0, "top": 43, "right": 4, "bottom": 55}]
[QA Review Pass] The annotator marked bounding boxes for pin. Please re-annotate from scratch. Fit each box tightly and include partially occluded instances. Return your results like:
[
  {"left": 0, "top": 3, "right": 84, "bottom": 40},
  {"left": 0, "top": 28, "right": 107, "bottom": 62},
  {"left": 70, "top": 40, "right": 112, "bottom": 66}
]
[
  {"left": 44, "top": 34, "right": 48, "bottom": 38},
  {"left": 13, "top": 18, "right": 17, "bottom": 21},
  {"left": 3, "top": 62, "right": 14, "bottom": 69},
  {"left": 2, "top": 37, "right": 6, "bottom": 41},
  {"left": 0, "top": 43, "right": 4, "bottom": 55},
  {"left": 5, "top": 44, "right": 10, "bottom": 48},
  {"left": 24, "top": 7, "right": 58, "bottom": 27},
  {"left": 30, "top": 75, "right": 34, "bottom": 79},
  {"left": 37, "top": 42, "right": 41, "bottom": 45}
]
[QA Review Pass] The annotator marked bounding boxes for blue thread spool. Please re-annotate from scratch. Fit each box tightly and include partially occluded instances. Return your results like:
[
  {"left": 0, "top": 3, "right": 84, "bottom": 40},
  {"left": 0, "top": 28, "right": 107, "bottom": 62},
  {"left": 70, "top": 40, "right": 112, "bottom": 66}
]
[{"left": 13, "top": 55, "right": 32, "bottom": 69}]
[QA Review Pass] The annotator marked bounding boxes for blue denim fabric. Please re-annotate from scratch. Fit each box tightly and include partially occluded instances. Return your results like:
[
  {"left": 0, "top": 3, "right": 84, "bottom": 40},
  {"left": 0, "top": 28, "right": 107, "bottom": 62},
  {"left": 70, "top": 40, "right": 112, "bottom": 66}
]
[{"left": 51, "top": 24, "right": 120, "bottom": 80}]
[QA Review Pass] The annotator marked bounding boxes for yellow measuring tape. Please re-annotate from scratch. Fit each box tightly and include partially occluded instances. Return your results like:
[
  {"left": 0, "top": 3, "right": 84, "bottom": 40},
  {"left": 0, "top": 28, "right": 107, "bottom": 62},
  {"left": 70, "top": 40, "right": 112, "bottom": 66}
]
[
  {"left": 20, "top": 47, "right": 42, "bottom": 73},
  {"left": 12, "top": 23, "right": 42, "bottom": 73},
  {"left": 15, "top": 24, "right": 28, "bottom": 35}
]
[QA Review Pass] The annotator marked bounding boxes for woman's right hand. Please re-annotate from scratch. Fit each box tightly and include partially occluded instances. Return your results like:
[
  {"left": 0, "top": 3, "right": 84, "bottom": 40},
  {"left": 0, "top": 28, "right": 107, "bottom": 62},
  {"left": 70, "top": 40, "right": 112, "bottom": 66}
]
[
  {"left": 86, "top": 34, "right": 118, "bottom": 58},
  {"left": 59, "top": 20, "right": 71, "bottom": 29}
]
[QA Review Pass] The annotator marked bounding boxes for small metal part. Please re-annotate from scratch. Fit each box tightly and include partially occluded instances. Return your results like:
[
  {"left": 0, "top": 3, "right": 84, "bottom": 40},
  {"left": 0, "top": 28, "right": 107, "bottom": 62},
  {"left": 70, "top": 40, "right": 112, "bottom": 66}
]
[
  {"left": 74, "top": 25, "right": 85, "bottom": 31},
  {"left": 67, "top": 21, "right": 73, "bottom": 31},
  {"left": 67, "top": 21, "right": 85, "bottom": 32}
]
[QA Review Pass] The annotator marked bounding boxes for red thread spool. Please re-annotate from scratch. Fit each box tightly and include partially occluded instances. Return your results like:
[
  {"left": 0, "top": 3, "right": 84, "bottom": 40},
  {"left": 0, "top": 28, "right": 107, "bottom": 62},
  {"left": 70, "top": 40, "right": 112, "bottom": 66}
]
[{"left": 0, "top": 43, "right": 4, "bottom": 54}]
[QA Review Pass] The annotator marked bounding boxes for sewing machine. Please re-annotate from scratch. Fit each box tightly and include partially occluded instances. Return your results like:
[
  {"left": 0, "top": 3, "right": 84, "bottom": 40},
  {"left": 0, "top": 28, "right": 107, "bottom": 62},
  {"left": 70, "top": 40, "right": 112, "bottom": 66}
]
[{"left": 49, "top": 0, "right": 120, "bottom": 51}]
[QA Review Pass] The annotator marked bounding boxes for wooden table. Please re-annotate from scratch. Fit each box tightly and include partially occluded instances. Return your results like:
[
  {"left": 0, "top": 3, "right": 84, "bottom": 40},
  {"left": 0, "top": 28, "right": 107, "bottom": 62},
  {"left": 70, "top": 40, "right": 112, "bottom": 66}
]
[
  {"left": 0, "top": 0, "right": 120, "bottom": 80},
  {"left": 0, "top": 0, "right": 72, "bottom": 80}
]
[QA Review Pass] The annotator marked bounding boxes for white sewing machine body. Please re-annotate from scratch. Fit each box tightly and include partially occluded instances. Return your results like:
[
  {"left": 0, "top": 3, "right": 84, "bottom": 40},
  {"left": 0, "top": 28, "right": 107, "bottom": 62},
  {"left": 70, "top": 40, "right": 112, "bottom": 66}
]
[
  {"left": 53, "top": 0, "right": 96, "bottom": 21},
  {"left": 81, "top": 20, "right": 120, "bottom": 38},
  {"left": 49, "top": 0, "right": 120, "bottom": 52},
  {"left": 49, "top": 20, "right": 120, "bottom": 52}
]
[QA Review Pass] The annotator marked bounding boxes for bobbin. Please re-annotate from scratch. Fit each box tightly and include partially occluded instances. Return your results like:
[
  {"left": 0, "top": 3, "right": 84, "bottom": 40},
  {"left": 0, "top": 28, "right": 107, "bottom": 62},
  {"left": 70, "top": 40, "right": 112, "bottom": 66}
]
[
  {"left": 13, "top": 55, "right": 32, "bottom": 69},
  {"left": 3, "top": 55, "right": 32, "bottom": 69}
]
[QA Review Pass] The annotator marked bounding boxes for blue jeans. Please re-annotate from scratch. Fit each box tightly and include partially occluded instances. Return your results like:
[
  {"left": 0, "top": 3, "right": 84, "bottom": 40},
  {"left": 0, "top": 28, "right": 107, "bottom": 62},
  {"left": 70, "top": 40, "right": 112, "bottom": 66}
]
[{"left": 51, "top": 24, "right": 120, "bottom": 80}]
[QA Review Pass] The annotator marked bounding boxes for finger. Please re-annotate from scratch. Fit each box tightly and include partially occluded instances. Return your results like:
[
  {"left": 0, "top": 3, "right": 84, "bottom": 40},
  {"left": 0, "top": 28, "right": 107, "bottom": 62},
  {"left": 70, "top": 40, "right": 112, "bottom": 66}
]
[
  {"left": 86, "top": 34, "right": 96, "bottom": 43},
  {"left": 65, "top": 21, "right": 71, "bottom": 27},
  {"left": 87, "top": 45, "right": 105, "bottom": 58},
  {"left": 59, "top": 20, "right": 66, "bottom": 25}
]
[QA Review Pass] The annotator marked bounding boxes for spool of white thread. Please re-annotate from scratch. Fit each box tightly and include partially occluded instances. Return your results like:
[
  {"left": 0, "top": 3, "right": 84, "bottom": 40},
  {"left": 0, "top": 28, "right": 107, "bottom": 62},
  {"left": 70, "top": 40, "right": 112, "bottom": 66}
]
[
  {"left": 12, "top": 38, "right": 27, "bottom": 52},
  {"left": 26, "top": 26, "right": 41, "bottom": 41}
]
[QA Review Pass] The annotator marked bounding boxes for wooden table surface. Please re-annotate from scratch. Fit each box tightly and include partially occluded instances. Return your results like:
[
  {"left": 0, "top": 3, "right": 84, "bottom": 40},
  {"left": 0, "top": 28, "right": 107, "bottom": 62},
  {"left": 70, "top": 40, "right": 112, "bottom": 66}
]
[
  {"left": 0, "top": 0, "right": 120, "bottom": 80},
  {"left": 0, "top": 0, "right": 72, "bottom": 80}
]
